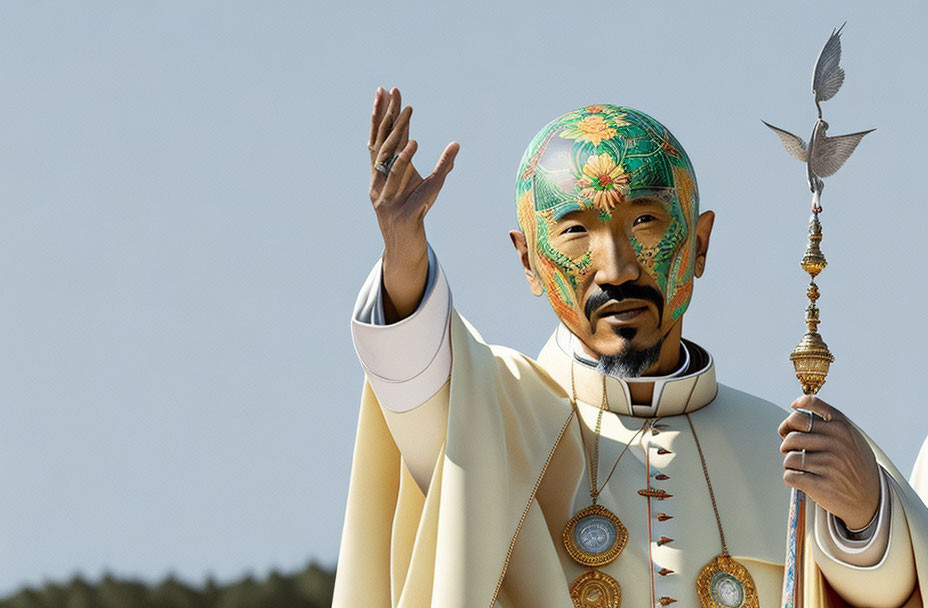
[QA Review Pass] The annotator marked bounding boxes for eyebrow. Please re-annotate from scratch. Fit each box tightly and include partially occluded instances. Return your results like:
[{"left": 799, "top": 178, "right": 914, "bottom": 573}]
[
  {"left": 548, "top": 195, "right": 668, "bottom": 223},
  {"left": 550, "top": 202, "right": 588, "bottom": 222},
  {"left": 625, "top": 195, "right": 667, "bottom": 206}
]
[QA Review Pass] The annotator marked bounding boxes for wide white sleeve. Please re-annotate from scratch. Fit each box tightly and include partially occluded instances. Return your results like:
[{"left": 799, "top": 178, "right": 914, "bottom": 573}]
[
  {"left": 910, "top": 434, "right": 928, "bottom": 505},
  {"left": 350, "top": 245, "right": 453, "bottom": 492},
  {"left": 351, "top": 245, "right": 453, "bottom": 412},
  {"left": 813, "top": 468, "right": 917, "bottom": 607}
]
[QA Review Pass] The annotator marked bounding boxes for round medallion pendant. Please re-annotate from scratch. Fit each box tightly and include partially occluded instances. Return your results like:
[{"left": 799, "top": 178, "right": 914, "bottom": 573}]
[
  {"left": 569, "top": 569, "right": 621, "bottom": 608},
  {"left": 695, "top": 555, "right": 759, "bottom": 608},
  {"left": 563, "top": 504, "right": 628, "bottom": 567}
]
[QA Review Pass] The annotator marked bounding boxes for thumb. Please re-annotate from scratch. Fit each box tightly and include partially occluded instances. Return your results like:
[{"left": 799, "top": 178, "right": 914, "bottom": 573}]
[
  {"left": 417, "top": 142, "right": 460, "bottom": 214},
  {"left": 432, "top": 142, "right": 460, "bottom": 179}
]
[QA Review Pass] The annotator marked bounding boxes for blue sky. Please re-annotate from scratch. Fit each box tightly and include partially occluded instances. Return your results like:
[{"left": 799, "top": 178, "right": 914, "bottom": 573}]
[{"left": 1, "top": 0, "right": 925, "bottom": 594}]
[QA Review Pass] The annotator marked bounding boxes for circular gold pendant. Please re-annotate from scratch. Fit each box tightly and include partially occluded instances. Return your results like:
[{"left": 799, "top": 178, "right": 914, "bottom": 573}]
[
  {"left": 569, "top": 569, "right": 621, "bottom": 608},
  {"left": 563, "top": 504, "right": 628, "bottom": 567},
  {"left": 695, "top": 554, "right": 759, "bottom": 608}
]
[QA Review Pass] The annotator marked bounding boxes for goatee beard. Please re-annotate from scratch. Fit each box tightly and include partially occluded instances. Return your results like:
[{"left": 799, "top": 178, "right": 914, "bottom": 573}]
[{"left": 595, "top": 337, "right": 664, "bottom": 378}]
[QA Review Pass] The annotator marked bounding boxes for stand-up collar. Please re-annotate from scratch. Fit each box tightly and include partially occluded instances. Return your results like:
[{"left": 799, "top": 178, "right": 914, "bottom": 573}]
[{"left": 535, "top": 323, "right": 718, "bottom": 417}]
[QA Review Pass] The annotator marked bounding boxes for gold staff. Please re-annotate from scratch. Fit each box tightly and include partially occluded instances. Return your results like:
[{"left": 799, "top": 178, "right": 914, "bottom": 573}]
[{"left": 763, "top": 23, "right": 874, "bottom": 608}]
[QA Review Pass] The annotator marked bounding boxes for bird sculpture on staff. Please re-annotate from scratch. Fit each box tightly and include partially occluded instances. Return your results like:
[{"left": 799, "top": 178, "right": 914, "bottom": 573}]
[
  {"left": 763, "top": 23, "right": 874, "bottom": 608},
  {"left": 764, "top": 23, "right": 874, "bottom": 213}
]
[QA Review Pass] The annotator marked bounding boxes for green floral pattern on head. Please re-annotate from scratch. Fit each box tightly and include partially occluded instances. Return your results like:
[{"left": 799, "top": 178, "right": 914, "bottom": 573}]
[{"left": 515, "top": 105, "right": 700, "bottom": 325}]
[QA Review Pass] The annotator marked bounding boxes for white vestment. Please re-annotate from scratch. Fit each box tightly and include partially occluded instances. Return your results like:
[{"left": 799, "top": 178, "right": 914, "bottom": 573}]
[
  {"left": 335, "top": 251, "right": 928, "bottom": 607},
  {"left": 912, "top": 436, "right": 928, "bottom": 506}
]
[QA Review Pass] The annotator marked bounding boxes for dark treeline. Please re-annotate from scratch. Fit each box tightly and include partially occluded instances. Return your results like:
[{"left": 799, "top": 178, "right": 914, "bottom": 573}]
[{"left": 0, "top": 563, "right": 335, "bottom": 608}]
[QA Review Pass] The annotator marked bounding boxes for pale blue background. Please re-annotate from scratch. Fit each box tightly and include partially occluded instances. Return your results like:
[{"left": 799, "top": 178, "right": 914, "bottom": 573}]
[{"left": 1, "top": 0, "right": 925, "bottom": 595}]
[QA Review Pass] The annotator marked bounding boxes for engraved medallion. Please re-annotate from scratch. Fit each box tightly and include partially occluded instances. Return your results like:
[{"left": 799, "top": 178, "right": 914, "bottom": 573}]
[
  {"left": 569, "top": 568, "right": 621, "bottom": 608},
  {"left": 695, "top": 554, "right": 759, "bottom": 608},
  {"left": 563, "top": 504, "right": 628, "bottom": 567}
]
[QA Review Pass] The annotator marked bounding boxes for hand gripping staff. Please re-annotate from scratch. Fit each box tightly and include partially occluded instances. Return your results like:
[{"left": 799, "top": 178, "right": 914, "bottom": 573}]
[{"left": 763, "top": 24, "right": 874, "bottom": 608}]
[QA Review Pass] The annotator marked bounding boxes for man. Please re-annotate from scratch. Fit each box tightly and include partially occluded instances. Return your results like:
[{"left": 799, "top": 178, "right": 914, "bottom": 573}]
[{"left": 334, "top": 88, "right": 928, "bottom": 607}]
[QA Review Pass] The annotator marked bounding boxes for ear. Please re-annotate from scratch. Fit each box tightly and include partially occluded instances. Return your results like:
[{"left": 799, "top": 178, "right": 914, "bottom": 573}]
[
  {"left": 509, "top": 230, "right": 544, "bottom": 296},
  {"left": 693, "top": 210, "right": 715, "bottom": 278}
]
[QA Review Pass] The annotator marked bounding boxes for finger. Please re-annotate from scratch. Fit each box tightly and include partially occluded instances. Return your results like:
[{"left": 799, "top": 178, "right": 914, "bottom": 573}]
[
  {"left": 373, "top": 89, "right": 401, "bottom": 159},
  {"left": 427, "top": 142, "right": 460, "bottom": 181},
  {"left": 370, "top": 161, "right": 387, "bottom": 195},
  {"left": 778, "top": 409, "right": 816, "bottom": 437},
  {"left": 779, "top": 430, "right": 840, "bottom": 454},
  {"left": 381, "top": 140, "right": 418, "bottom": 200},
  {"left": 783, "top": 450, "right": 804, "bottom": 472},
  {"left": 783, "top": 468, "right": 824, "bottom": 493},
  {"left": 783, "top": 449, "right": 834, "bottom": 474},
  {"left": 370, "top": 87, "right": 392, "bottom": 156},
  {"left": 393, "top": 140, "right": 418, "bottom": 196},
  {"left": 780, "top": 408, "right": 851, "bottom": 441},
  {"left": 416, "top": 142, "right": 460, "bottom": 213},
  {"left": 397, "top": 105, "right": 411, "bottom": 153},
  {"left": 790, "top": 395, "right": 840, "bottom": 422},
  {"left": 376, "top": 106, "right": 413, "bottom": 165},
  {"left": 368, "top": 87, "right": 386, "bottom": 160}
]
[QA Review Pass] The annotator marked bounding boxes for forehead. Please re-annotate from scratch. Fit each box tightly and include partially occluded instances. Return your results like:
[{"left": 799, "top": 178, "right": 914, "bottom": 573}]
[
  {"left": 517, "top": 105, "right": 695, "bottom": 218},
  {"left": 549, "top": 190, "right": 676, "bottom": 222}
]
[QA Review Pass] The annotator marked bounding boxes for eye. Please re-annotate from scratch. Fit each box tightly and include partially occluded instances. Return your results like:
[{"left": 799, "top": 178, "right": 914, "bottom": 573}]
[
  {"left": 633, "top": 214, "right": 657, "bottom": 226},
  {"left": 560, "top": 224, "right": 587, "bottom": 235}
]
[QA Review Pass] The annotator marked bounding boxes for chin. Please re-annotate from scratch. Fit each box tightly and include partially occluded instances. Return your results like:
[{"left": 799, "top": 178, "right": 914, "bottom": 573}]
[
  {"left": 597, "top": 337, "right": 664, "bottom": 378},
  {"left": 588, "top": 330, "right": 649, "bottom": 357},
  {"left": 603, "top": 325, "right": 657, "bottom": 350}
]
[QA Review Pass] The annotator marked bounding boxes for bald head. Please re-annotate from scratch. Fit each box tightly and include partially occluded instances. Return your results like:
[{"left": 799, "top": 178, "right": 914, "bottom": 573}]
[{"left": 514, "top": 105, "right": 701, "bottom": 326}]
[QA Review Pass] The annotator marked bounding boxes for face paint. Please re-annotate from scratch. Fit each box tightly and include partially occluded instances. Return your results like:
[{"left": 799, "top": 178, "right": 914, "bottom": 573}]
[{"left": 515, "top": 106, "right": 699, "bottom": 327}]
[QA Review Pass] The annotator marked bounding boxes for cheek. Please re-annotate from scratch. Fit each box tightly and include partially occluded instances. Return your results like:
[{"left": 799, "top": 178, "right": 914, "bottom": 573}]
[
  {"left": 534, "top": 217, "right": 593, "bottom": 324},
  {"left": 666, "top": 242, "right": 695, "bottom": 319},
  {"left": 664, "top": 169, "right": 699, "bottom": 318},
  {"left": 536, "top": 255, "right": 582, "bottom": 327},
  {"left": 630, "top": 221, "right": 687, "bottom": 295},
  {"left": 661, "top": 223, "right": 696, "bottom": 320}
]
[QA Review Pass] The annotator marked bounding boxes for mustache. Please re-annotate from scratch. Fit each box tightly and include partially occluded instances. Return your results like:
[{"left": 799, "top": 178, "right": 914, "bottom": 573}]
[{"left": 584, "top": 283, "right": 665, "bottom": 323}]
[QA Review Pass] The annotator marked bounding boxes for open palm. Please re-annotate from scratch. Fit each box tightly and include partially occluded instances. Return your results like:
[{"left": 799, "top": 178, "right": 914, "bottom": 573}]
[{"left": 368, "top": 87, "right": 459, "bottom": 231}]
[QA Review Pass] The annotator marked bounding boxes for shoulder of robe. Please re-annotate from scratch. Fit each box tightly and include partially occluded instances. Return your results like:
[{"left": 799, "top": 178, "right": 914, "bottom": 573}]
[
  {"left": 691, "top": 383, "right": 786, "bottom": 477},
  {"left": 691, "top": 384, "right": 792, "bottom": 562},
  {"left": 709, "top": 383, "right": 787, "bottom": 431},
  {"left": 450, "top": 312, "right": 572, "bottom": 406},
  {"left": 444, "top": 313, "right": 577, "bottom": 484}
]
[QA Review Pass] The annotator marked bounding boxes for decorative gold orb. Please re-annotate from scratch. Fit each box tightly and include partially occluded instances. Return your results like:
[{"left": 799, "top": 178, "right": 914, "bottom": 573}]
[
  {"left": 790, "top": 331, "right": 834, "bottom": 395},
  {"left": 801, "top": 239, "right": 827, "bottom": 277}
]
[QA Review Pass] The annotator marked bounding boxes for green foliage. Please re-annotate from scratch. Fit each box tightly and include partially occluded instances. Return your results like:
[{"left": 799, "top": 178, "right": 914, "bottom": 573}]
[{"left": 0, "top": 564, "right": 335, "bottom": 608}]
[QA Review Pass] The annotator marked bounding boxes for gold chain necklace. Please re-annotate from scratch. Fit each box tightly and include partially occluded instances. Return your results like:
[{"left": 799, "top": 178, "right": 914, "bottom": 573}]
[
  {"left": 563, "top": 363, "right": 650, "bottom": 608},
  {"left": 686, "top": 413, "right": 760, "bottom": 608}
]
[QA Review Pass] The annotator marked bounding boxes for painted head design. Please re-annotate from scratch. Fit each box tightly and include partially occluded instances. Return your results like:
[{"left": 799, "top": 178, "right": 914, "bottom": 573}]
[{"left": 515, "top": 105, "right": 699, "bottom": 342}]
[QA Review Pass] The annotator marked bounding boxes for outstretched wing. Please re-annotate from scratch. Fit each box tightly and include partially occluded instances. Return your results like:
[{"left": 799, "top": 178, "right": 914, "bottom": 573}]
[
  {"left": 810, "top": 129, "right": 875, "bottom": 177},
  {"left": 813, "top": 23, "right": 846, "bottom": 103},
  {"left": 763, "top": 121, "right": 808, "bottom": 162}
]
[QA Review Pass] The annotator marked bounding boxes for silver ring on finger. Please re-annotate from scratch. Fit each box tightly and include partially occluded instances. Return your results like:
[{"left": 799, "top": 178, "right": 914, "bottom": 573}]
[
  {"left": 375, "top": 154, "right": 398, "bottom": 175},
  {"left": 800, "top": 448, "right": 806, "bottom": 470},
  {"left": 806, "top": 411, "right": 814, "bottom": 433}
]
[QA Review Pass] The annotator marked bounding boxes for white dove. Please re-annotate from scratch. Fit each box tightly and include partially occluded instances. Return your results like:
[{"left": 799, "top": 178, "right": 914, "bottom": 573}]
[{"left": 763, "top": 24, "right": 874, "bottom": 205}]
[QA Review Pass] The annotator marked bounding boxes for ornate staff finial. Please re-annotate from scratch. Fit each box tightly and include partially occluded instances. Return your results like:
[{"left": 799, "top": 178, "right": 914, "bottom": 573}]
[
  {"left": 789, "top": 209, "right": 833, "bottom": 395},
  {"left": 764, "top": 22, "right": 874, "bottom": 395},
  {"left": 764, "top": 24, "right": 874, "bottom": 608}
]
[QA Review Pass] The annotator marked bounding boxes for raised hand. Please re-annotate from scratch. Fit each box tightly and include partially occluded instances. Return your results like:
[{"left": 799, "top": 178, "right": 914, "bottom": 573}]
[
  {"left": 367, "top": 87, "right": 459, "bottom": 323},
  {"left": 778, "top": 395, "right": 881, "bottom": 530}
]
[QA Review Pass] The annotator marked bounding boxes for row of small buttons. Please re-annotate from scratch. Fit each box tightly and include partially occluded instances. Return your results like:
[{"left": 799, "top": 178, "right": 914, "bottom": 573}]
[{"left": 644, "top": 422, "right": 676, "bottom": 607}]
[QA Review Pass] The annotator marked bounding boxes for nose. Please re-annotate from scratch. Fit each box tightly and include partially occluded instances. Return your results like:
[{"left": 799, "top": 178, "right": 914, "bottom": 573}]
[{"left": 592, "top": 230, "right": 640, "bottom": 287}]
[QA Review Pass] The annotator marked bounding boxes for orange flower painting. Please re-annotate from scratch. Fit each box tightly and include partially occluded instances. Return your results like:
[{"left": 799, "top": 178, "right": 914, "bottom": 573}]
[
  {"left": 560, "top": 113, "right": 629, "bottom": 146},
  {"left": 577, "top": 154, "right": 631, "bottom": 213}
]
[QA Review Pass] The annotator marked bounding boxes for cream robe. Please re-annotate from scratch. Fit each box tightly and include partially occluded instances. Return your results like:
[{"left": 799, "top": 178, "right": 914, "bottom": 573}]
[
  {"left": 912, "top": 436, "right": 928, "bottom": 506},
  {"left": 335, "top": 313, "right": 928, "bottom": 607}
]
